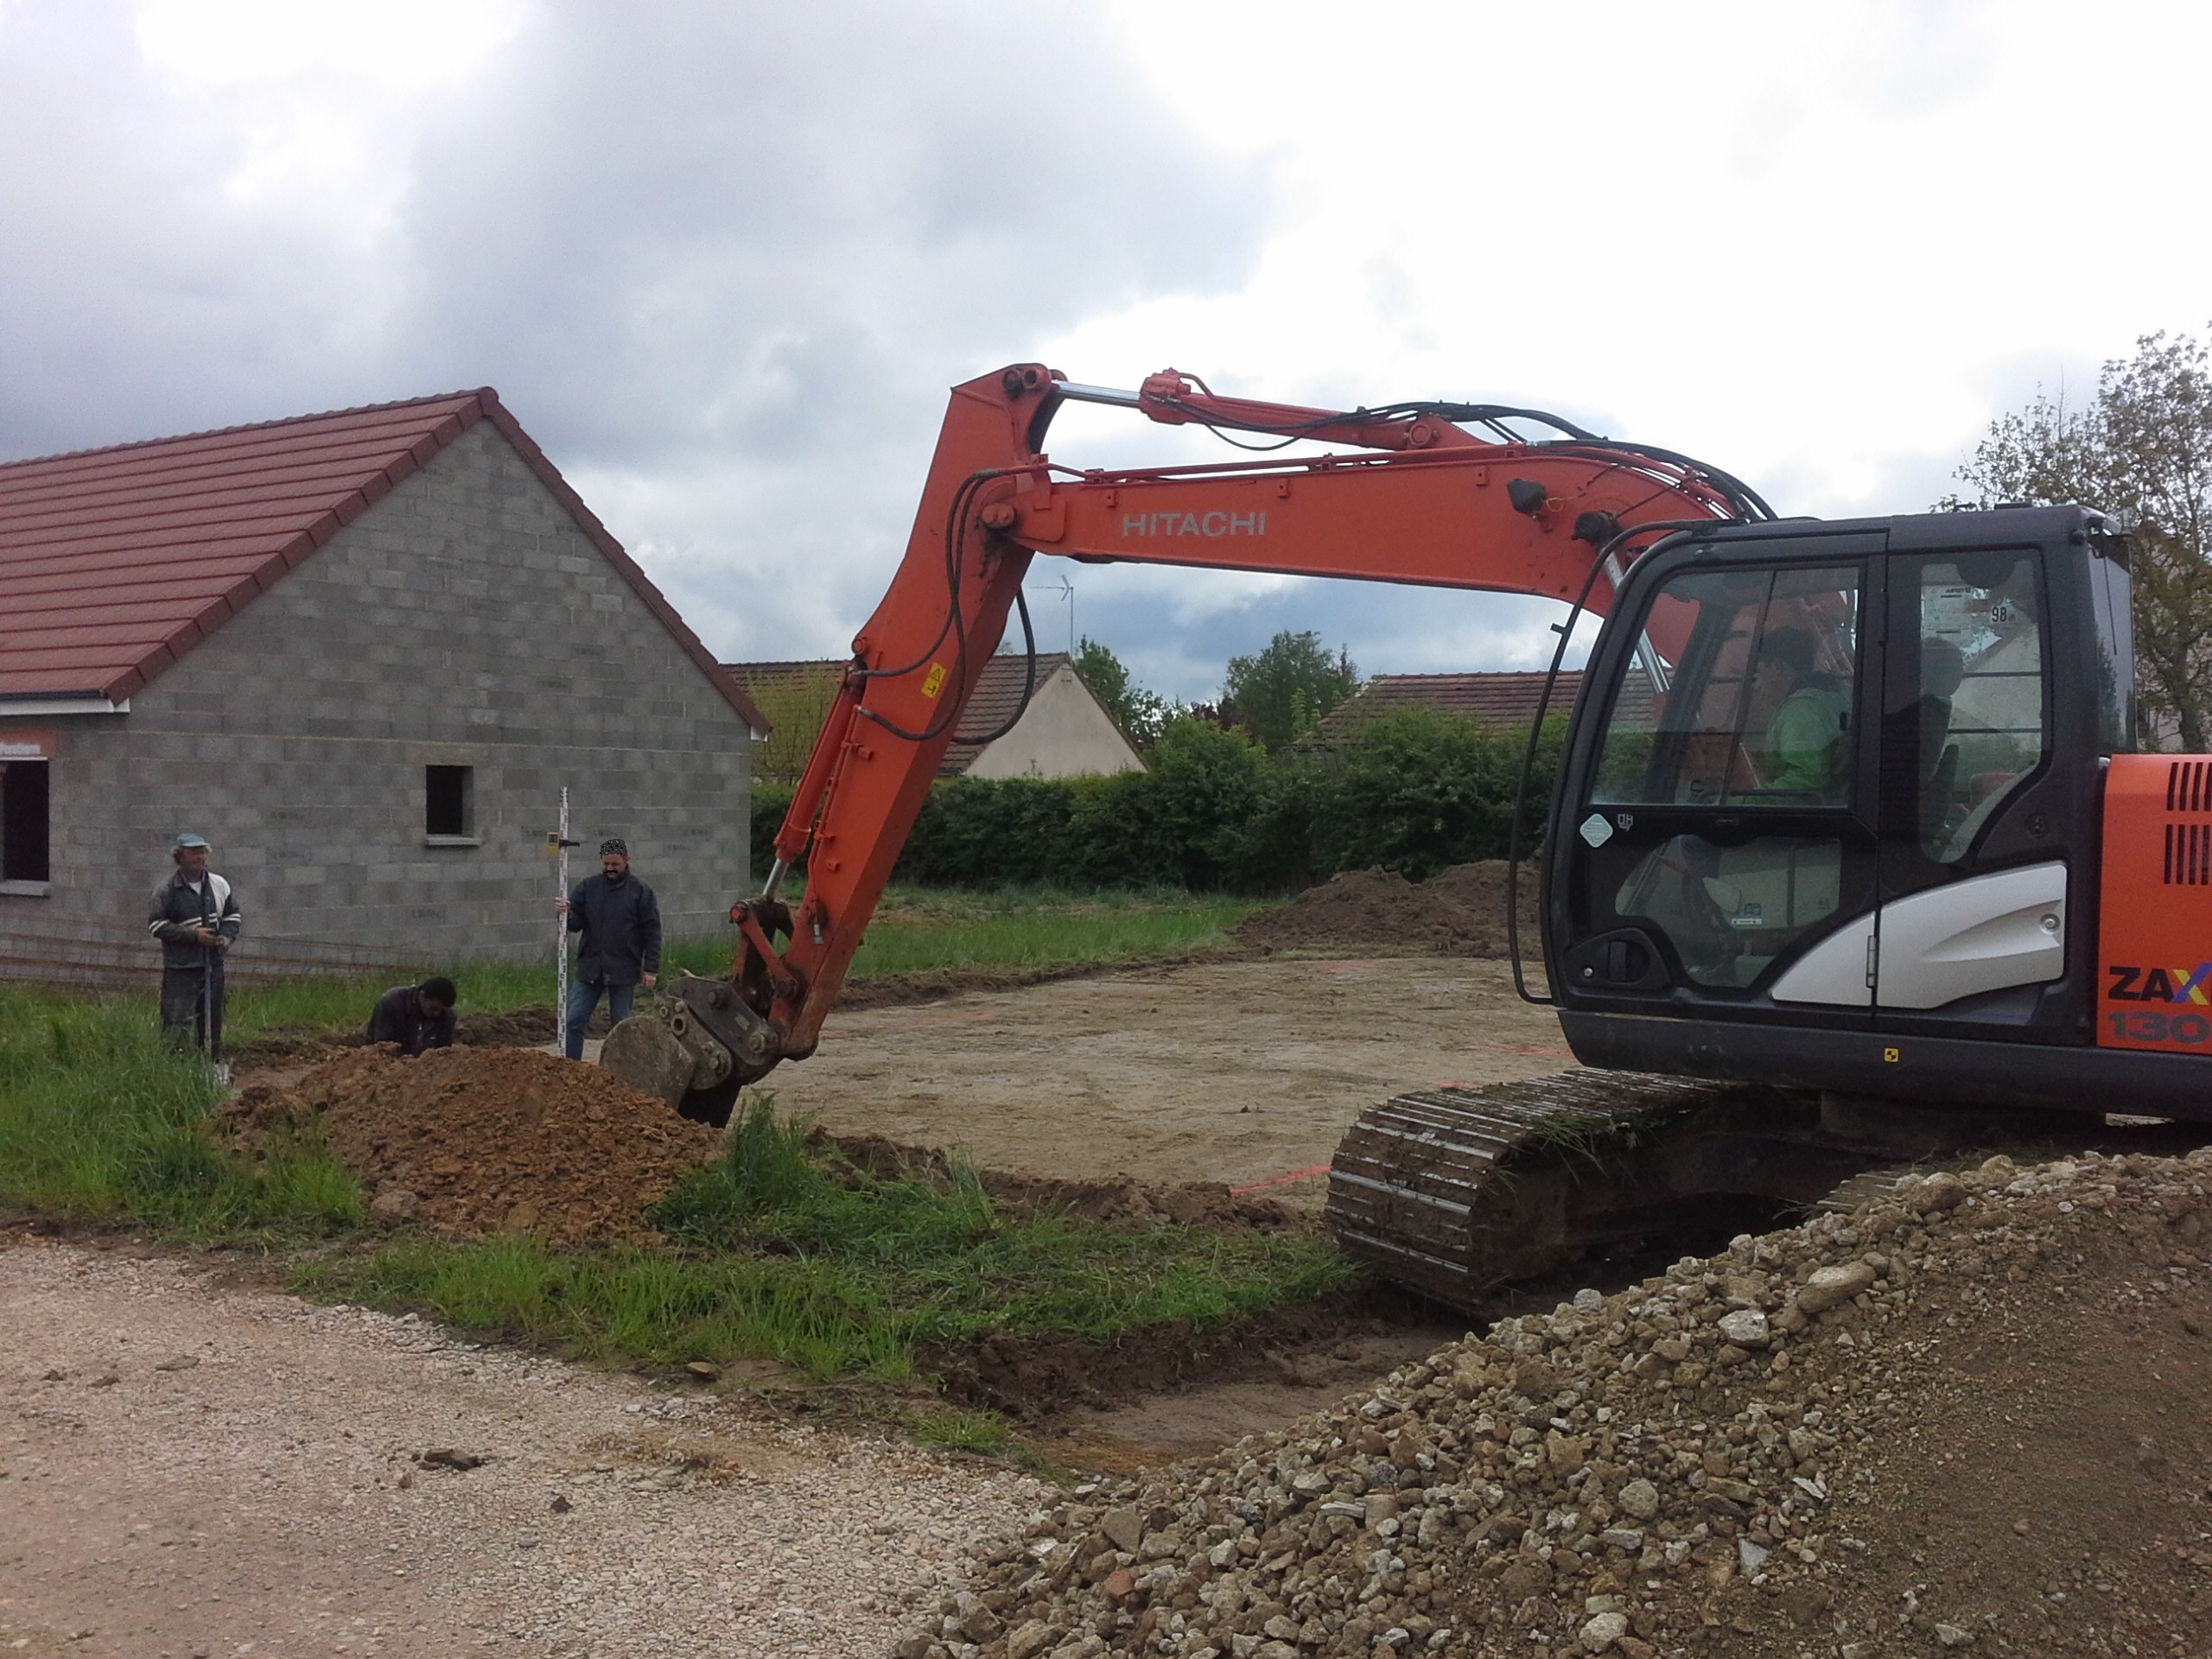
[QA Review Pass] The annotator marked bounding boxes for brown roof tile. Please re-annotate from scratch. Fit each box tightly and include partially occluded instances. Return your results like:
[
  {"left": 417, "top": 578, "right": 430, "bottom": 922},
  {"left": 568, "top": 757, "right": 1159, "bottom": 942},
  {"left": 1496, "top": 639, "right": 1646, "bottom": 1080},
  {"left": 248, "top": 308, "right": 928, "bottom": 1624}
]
[
  {"left": 1310, "top": 670, "right": 1646, "bottom": 744},
  {"left": 937, "top": 653, "right": 1075, "bottom": 776},
  {"left": 0, "top": 391, "right": 766, "bottom": 732}
]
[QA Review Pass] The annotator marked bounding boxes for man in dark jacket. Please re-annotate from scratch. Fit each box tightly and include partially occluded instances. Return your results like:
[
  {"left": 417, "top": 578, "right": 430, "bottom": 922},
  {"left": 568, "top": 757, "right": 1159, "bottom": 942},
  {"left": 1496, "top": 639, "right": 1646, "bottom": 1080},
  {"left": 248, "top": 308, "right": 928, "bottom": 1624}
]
[
  {"left": 147, "top": 832, "right": 241, "bottom": 1058},
  {"left": 365, "top": 976, "right": 458, "bottom": 1057},
  {"left": 556, "top": 838, "right": 661, "bottom": 1060}
]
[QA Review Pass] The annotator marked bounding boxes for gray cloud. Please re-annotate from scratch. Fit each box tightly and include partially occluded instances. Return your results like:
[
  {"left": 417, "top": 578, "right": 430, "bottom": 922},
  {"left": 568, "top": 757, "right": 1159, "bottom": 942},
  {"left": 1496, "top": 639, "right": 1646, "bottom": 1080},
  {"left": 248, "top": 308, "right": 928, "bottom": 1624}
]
[{"left": 0, "top": 0, "right": 1267, "bottom": 664}]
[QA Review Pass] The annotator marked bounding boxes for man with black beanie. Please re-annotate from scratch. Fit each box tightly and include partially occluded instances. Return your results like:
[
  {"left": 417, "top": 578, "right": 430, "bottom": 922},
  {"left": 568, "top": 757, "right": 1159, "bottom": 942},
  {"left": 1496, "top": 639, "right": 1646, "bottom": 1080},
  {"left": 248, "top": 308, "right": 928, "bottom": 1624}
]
[
  {"left": 365, "top": 976, "right": 458, "bottom": 1057},
  {"left": 554, "top": 838, "right": 661, "bottom": 1061}
]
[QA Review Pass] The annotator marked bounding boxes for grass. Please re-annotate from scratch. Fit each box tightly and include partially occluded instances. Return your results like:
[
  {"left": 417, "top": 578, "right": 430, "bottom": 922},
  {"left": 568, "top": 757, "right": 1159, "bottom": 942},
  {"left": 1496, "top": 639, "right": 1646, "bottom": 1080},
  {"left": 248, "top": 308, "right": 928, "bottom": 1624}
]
[
  {"left": 0, "top": 962, "right": 1354, "bottom": 1403},
  {"left": 203, "top": 881, "right": 1258, "bottom": 1045},
  {"left": 0, "top": 984, "right": 362, "bottom": 1239},
  {"left": 297, "top": 1096, "right": 1354, "bottom": 1381},
  {"left": 912, "top": 1407, "right": 1014, "bottom": 1454}
]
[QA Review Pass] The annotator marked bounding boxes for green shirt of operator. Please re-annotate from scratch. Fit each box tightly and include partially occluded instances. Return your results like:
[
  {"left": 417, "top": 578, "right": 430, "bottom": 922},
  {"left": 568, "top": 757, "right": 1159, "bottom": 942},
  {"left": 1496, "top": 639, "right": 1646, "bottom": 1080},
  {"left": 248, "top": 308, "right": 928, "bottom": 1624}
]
[{"left": 1746, "top": 628, "right": 1850, "bottom": 803}]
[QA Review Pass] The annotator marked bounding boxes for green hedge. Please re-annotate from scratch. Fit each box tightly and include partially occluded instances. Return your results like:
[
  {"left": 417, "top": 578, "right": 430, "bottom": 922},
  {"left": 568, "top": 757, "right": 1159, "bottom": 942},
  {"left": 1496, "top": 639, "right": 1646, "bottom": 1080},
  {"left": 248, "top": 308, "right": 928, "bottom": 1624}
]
[{"left": 750, "top": 709, "right": 1563, "bottom": 894}]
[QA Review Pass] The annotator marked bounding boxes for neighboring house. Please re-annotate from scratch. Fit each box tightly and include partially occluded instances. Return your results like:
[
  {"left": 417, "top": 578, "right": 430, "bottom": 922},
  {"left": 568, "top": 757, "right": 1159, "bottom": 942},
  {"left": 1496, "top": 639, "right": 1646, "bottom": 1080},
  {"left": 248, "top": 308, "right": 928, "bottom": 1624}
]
[
  {"left": 1309, "top": 671, "right": 1599, "bottom": 746},
  {"left": 730, "top": 652, "right": 1144, "bottom": 782},
  {"left": 0, "top": 391, "right": 766, "bottom": 978}
]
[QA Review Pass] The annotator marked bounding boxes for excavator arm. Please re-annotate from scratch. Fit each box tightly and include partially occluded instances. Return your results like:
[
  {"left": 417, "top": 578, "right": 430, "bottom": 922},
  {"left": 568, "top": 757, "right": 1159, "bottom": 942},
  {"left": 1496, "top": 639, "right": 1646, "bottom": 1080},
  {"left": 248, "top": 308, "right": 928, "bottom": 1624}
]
[{"left": 606, "top": 364, "right": 1757, "bottom": 1122}]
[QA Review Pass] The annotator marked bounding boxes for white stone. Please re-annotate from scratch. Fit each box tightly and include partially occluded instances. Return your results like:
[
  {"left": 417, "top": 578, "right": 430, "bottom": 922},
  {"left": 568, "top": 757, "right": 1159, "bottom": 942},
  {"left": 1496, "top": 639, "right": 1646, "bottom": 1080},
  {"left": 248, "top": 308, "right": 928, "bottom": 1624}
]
[{"left": 1579, "top": 1611, "right": 1630, "bottom": 1649}]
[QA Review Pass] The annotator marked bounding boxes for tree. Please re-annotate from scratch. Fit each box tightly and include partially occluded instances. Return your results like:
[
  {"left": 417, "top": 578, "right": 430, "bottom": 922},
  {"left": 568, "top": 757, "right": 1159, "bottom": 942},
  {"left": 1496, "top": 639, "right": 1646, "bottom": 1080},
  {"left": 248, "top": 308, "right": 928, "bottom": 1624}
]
[
  {"left": 1221, "top": 630, "right": 1360, "bottom": 753},
  {"left": 1071, "top": 636, "right": 1173, "bottom": 750},
  {"left": 746, "top": 664, "right": 843, "bottom": 785},
  {"left": 1950, "top": 330, "right": 2212, "bottom": 750}
]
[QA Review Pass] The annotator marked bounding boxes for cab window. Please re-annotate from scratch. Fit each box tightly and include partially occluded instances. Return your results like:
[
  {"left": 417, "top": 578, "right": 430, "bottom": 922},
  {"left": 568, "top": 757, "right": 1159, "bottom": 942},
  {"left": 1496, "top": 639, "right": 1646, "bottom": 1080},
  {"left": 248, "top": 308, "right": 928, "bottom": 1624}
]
[
  {"left": 1904, "top": 554, "right": 2048, "bottom": 863},
  {"left": 1592, "top": 564, "right": 1862, "bottom": 809}
]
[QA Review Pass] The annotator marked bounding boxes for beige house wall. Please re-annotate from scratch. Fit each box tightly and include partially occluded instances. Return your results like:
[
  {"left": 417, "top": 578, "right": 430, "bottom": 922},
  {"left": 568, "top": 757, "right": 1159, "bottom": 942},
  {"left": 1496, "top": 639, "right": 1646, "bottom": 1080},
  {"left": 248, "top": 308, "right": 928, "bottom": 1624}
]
[{"left": 964, "top": 664, "right": 1144, "bottom": 780}]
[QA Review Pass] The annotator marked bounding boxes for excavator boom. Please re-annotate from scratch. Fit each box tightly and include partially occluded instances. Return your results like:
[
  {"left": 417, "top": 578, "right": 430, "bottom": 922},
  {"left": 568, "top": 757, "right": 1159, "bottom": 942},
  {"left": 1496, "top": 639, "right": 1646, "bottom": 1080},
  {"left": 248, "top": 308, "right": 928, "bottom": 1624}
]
[
  {"left": 750, "top": 365, "right": 1748, "bottom": 1070},
  {"left": 599, "top": 364, "right": 1758, "bottom": 1120}
]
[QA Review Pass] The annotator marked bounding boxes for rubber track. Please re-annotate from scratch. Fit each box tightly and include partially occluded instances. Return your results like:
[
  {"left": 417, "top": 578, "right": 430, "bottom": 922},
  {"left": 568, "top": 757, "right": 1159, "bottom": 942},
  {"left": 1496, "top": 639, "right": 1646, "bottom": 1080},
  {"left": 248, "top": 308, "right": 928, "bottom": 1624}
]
[{"left": 1325, "top": 1071, "right": 1754, "bottom": 1310}]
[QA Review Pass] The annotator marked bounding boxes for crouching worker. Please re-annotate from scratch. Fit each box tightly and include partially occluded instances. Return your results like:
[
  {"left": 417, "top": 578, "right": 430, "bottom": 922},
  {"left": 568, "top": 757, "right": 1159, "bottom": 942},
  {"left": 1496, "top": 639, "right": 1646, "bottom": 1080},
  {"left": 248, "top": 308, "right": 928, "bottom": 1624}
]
[{"left": 365, "top": 976, "right": 458, "bottom": 1057}]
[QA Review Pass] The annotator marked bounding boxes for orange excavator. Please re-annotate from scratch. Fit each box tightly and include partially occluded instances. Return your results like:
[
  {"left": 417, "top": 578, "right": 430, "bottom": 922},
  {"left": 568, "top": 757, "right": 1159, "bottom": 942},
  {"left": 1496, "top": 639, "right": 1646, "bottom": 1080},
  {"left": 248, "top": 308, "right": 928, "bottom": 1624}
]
[{"left": 603, "top": 363, "right": 2205, "bottom": 1308}]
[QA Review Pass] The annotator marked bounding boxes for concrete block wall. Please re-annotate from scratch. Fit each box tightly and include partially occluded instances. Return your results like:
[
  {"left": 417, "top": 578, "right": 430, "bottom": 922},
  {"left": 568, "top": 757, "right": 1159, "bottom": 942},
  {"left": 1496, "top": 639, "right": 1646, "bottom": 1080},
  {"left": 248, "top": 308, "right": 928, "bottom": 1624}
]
[{"left": 3, "top": 421, "right": 752, "bottom": 967}]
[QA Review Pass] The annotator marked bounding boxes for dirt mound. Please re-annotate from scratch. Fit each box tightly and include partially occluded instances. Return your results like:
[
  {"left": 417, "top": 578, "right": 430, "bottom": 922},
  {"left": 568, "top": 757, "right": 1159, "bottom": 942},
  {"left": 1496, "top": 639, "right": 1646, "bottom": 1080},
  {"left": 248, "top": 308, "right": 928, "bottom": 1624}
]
[
  {"left": 272, "top": 1047, "right": 721, "bottom": 1244},
  {"left": 452, "top": 1004, "right": 613, "bottom": 1046},
  {"left": 925, "top": 1148, "right": 2212, "bottom": 1658},
  {"left": 818, "top": 1130, "right": 1301, "bottom": 1232},
  {"left": 1235, "top": 861, "right": 1540, "bottom": 957}
]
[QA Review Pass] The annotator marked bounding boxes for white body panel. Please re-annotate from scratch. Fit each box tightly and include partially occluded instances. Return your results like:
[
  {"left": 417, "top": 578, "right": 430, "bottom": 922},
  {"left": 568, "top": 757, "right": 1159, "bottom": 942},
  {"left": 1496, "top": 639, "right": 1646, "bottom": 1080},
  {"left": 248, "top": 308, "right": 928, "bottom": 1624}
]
[
  {"left": 1874, "top": 861, "right": 2068, "bottom": 1011},
  {"left": 1770, "top": 911, "right": 1876, "bottom": 1006}
]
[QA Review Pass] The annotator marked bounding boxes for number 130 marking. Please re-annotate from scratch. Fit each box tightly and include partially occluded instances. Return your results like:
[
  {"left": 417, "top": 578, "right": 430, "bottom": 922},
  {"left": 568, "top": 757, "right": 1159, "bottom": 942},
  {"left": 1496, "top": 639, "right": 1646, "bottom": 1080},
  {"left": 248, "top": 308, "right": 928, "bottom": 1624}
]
[{"left": 2110, "top": 1009, "right": 2212, "bottom": 1044}]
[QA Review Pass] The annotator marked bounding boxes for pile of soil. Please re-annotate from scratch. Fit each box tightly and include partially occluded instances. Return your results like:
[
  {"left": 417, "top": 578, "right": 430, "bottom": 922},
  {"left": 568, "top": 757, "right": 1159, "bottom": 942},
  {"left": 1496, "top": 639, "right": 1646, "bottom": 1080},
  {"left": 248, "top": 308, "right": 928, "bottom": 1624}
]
[
  {"left": 819, "top": 1131, "right": 1301, "bottom": 1231},
  {"left": 451, "top": 1005, "right": 584, "bottom": 1047},
  {"left": 917, "top": 1148, "right": 2212, "bottom": 1659},
  {"left": 1235, "top": 862, "right": 1540, "bottom": 958},
  {"left": 222, "top": 1046, "right": 722, "bottom": 1245}
]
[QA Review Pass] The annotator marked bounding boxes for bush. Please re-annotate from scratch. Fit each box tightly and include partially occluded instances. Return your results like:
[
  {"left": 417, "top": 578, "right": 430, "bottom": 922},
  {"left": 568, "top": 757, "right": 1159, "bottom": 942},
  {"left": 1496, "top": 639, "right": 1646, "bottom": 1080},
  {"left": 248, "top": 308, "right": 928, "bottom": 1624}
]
[
  {"left": 747, "top": 708, "right": 1563, "bottom": 893},
  {"left": 899, "top": 776, "right": 1078, "bottom": 887},
  {"left": 1300, "top": 707, "right": 1560, "bottom": 880}
]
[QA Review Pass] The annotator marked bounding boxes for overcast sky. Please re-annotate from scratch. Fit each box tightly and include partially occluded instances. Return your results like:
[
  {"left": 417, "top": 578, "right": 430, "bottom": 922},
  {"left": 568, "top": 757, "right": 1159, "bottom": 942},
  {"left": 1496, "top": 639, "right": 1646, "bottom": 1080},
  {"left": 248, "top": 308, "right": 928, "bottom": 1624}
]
[{"left": 3, "top": 1, "right": 2207, "bottom": 702}]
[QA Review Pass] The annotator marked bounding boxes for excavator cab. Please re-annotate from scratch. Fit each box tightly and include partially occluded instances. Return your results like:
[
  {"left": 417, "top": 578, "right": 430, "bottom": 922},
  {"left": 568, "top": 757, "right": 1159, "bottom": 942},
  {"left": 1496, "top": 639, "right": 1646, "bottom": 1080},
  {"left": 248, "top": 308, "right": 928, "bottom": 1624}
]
[{"left": 1541, "top": 505, "right": 2184, "bottom": 1114}]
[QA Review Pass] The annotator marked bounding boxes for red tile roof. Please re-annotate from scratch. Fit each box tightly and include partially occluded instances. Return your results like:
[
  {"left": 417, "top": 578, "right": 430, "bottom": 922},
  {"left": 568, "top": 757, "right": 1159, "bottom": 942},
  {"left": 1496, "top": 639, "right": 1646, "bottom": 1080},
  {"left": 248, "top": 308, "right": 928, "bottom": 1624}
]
[
  {"left": 1314, "top": 671, "right": 1586, "bottom": 738},
  {"left": 728, "top": 652, "right": 1083, "bottom": 776},
  {"left": 0, "top": 391, "right": 767, "bottom": 731},
  {"left": 939, "top": 652, "right": 1079, "bottom": 776}
]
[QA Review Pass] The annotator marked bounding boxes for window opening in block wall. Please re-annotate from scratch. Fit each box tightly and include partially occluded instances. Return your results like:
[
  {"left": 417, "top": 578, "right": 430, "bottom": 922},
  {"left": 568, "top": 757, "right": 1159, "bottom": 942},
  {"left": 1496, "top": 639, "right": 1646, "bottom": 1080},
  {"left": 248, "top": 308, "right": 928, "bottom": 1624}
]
[
  {"left": 2, "top": 760, "right": 49, "bottom": 882},
  {"left": 425, "top": 765, "right": 474, "bottom": 839}
]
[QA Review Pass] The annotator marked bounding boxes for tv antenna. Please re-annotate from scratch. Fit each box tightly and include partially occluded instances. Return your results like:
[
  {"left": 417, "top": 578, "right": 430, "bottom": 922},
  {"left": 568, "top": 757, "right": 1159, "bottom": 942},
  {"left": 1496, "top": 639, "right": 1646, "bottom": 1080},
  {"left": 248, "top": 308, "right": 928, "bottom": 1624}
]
[{"left": 1046, "top": 572, "right": 1075, "bottom": 657}]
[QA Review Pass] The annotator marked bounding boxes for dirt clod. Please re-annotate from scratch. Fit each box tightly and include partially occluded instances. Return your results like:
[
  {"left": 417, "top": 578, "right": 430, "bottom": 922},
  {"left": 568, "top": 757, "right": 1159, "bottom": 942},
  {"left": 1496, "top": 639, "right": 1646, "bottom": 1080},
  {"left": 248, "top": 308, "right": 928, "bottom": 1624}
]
[
  {"left": 275, "top": 1046, "right": 723, "bottom": 1245},
  {"left": 1234, "top": 861, "right": 1539, "bottom": 957},
  {"left": 417, "top": 1448, "right": 486, "bottom": 1471}
]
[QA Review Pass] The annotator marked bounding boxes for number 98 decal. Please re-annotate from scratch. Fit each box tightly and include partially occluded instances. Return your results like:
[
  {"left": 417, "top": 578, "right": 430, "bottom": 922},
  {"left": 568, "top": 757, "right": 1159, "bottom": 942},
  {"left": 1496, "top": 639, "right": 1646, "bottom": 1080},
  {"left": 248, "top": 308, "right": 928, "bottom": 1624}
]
[{"left": 2109, "top": 1009, "right": 2212, "bottom": 1044}]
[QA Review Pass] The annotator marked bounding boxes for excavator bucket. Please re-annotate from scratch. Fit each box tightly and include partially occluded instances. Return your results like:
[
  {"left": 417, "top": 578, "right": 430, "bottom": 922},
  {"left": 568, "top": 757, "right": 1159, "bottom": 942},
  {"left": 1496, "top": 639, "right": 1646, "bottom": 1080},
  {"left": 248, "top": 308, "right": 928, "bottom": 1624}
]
[{"left": 601, "top": 972, "right": 779, "bottom": 1128}]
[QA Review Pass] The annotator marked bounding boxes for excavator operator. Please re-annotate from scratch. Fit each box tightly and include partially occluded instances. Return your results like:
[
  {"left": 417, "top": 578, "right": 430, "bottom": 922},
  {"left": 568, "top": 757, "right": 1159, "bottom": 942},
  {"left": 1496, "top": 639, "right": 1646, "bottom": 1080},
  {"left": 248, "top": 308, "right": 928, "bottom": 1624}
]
[{"left": 1745, "top": 627, "right": 1850, "bottom": 803}]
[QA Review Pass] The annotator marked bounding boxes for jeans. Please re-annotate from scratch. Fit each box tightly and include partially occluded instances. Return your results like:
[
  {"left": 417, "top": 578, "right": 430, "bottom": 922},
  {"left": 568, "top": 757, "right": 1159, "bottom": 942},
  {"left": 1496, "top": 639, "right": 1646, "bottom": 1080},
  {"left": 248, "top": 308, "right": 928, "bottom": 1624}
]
[
  {"left": 564, "top": 976, "right": 636, "bottom": 1061},
  {"left": 160, "top": 961, "right": 225, "bottom": 1058}
]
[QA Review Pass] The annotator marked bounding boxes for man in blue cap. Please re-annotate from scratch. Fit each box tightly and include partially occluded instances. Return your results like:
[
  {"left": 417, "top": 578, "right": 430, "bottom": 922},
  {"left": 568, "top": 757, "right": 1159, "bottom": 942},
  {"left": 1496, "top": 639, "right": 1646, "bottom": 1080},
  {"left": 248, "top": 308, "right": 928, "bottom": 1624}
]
[{"left": 148, "top": 832, "right": 242, "bottom": 1058}]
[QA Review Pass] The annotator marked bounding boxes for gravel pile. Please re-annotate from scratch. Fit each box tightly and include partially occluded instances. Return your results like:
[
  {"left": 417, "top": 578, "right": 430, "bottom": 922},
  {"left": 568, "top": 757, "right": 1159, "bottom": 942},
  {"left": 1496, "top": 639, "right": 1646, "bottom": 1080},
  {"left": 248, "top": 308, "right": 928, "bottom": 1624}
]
[{"left": 906, "top": 1147, "right": 2212, "bottom": 1659}]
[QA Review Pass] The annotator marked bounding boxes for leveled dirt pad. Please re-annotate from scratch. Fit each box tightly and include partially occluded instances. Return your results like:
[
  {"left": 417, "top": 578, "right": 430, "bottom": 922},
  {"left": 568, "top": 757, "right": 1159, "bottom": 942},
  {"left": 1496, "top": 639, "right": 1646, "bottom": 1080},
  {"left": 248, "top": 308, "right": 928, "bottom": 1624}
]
[
  {"left": 785, "top": 958, "right": 1572, "bottom": 1207},
  {"left": 1235, "top": 863, "right": 1540, "bottom": 958},
  {"left": 918, "top": 1150, "right": 2212, "bottom": 1659},
  {"left": 229, "top": 1047, "right": 723, "bottom": 1245}
]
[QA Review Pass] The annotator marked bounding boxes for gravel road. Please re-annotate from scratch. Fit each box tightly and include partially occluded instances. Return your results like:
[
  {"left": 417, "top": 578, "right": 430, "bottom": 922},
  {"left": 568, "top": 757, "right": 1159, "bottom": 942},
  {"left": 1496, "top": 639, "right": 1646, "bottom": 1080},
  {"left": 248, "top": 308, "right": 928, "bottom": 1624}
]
[{"left": 0, "top": 1237, "right": 1046, "bottom": 1658}]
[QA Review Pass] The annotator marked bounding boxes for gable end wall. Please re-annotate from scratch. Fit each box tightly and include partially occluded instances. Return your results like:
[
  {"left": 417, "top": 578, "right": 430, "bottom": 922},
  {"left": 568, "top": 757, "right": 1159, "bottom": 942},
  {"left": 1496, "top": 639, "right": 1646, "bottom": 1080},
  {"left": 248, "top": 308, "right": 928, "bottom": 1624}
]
[{"left": 5, "top": 420, "right": 750, "bottom": 966}]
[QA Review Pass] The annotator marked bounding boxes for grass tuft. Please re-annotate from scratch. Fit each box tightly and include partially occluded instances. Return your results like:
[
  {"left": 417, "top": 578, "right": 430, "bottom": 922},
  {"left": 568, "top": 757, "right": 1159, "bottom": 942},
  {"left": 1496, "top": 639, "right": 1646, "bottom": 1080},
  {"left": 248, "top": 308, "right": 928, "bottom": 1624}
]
[{"left": 912, "top": 1406, "right": 1013, "bottom": 1454}]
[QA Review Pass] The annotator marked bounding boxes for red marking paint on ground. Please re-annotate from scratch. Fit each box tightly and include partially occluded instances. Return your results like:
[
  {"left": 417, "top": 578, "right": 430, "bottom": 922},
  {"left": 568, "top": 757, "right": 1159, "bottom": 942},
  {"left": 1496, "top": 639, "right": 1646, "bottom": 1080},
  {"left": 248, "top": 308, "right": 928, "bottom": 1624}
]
[{"left": 1230, "top": 1163, "right": 1332, "bottom": 1195}]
